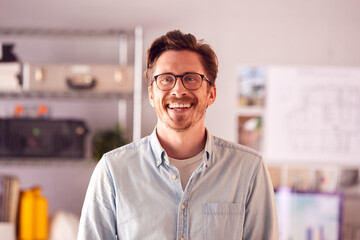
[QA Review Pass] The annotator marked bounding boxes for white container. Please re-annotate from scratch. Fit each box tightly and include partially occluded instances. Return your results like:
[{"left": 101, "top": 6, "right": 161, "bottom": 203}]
[{"left": 0, "top": 222, "right": 15, "bottom": 240}]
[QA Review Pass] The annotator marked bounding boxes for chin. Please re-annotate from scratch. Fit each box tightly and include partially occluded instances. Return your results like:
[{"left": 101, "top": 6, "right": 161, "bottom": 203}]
[{"left": 165, "top": 121, "right": 192, "bottom": 132}]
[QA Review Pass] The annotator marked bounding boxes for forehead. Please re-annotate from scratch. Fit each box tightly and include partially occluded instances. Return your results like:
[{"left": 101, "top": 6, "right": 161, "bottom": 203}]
[{"left": 153, "top": 50, "right": 205, "bottom": 75}]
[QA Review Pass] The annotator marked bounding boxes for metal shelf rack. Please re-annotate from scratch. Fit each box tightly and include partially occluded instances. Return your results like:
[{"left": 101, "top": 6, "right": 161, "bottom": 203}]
[{"left": 0, "top": 26, "right": 143, "bottom": 141}]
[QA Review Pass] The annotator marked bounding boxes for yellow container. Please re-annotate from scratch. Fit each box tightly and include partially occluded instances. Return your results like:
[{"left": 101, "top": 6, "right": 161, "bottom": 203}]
[
  {"left": 33, "top": 187, "right": 48, "bottom": 240},
  {"left": 18, "top": 186, "right": 48, "bottom": 240},
  {"left": 19, "top": 190, "right": 34, "bottom": 240}
]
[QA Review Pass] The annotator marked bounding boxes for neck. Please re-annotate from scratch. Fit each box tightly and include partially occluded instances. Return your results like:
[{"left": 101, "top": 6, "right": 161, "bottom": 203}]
[{"left": 156, "top": 121, "right": 206, "bottom": 160}]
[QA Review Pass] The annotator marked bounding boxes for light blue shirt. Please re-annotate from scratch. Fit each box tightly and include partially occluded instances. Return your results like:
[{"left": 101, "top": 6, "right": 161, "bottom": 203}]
[{"left": 78, "top": 129, "right": 278, "bottom": 240}]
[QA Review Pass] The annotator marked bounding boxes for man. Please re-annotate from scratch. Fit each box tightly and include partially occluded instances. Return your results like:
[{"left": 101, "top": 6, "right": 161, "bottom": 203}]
[{"left": 78, "top": 30, "right": 278, "bottom": 240}]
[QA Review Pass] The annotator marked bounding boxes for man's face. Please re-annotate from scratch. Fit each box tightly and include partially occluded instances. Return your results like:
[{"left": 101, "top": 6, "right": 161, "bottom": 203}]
[{"left": 148, "top": 50, "right": 216, "bottom": 132}]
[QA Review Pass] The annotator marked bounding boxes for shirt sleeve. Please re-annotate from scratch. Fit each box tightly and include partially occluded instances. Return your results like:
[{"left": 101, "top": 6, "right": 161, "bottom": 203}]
[
  {"left": 77, "top": 156, "right": 118, "bottom": 240},
  {"left": 242, "top": 158, "right": 279, "bottom": 239}
]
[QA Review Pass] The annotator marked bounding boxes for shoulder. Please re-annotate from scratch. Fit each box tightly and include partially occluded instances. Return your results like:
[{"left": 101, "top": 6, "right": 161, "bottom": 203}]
[
  {"left": 209, "top": 135, "right": 263, "bottom": 172},
  {"left": 102, "top": 135, "right": 151, "bottom": 163},
  {"left": 212, "top": 135, "right": 262, "bottom": 159},
  {"left": 95, "top": 135, "right": 154, "bottom": 180},
  {"left": 108, "top": 136, "right": 149, "bottom": 153}
]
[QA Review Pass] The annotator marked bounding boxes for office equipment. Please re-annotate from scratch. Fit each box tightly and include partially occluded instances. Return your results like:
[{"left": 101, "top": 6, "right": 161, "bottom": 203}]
[
  {"left": 0, "top": 118, "right": 88, "bottom": 158},
  {"left": 23, "top": 64, "right": 134, "bottom": 94}
]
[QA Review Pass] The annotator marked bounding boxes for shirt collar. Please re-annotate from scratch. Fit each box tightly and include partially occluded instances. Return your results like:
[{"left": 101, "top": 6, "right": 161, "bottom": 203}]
[
  {"left": 149, "top": 127, "right": 213, "bottom": 168},
  {"left": 149, "top": 128, "right": 166, "bottom": 167}
]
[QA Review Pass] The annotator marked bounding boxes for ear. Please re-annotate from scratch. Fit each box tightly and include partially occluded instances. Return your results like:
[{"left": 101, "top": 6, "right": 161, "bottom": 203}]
[
  {"left": 148, "top": 86, "right": 155, "bottom": 107},
  {"left": 207, "top": 86, "right": 216, "bottom": 107}
]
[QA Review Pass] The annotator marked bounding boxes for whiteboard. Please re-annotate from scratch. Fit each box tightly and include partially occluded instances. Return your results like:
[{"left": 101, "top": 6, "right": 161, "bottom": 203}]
[{"left": 263, "top": 66, "right": 360, "bottom": 165}]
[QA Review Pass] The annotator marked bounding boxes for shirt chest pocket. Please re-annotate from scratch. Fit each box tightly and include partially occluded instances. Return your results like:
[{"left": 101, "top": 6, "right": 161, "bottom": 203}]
[{"left": 202, "top": 202, "right": 244, "bottom": 240}]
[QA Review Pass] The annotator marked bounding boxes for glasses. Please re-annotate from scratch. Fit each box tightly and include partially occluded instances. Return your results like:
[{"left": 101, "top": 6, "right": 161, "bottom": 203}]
[{"left": 152, "top": 73, "right": 212, "bottom": 91}]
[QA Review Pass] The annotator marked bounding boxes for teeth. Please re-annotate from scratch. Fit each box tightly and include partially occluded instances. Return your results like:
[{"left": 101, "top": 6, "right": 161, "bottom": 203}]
[{"left": 168, "top": 103, "right": 191, "bottom": 109}]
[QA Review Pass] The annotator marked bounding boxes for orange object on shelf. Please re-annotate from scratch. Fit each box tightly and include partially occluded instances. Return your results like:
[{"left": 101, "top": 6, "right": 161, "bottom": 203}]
[
  {"left": 37, "top": 105, "right": 48, "bottom": 117},
  {"left": 14, "top": 104, "right": 24, "bottom": 117}
]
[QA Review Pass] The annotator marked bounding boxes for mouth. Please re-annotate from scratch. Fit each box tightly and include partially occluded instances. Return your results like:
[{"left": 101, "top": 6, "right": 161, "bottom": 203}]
[{"left": 166, "top": 102, "right": 193, "bottom": 110}]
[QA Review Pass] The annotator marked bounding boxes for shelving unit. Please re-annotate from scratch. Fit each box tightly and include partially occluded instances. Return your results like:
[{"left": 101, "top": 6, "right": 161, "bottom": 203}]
[
  {"left": 0, "top": 26, "right": 143, "bottom": 142},
  {"left": 0, "top": 27, "right": 146, "bottom": 227}
]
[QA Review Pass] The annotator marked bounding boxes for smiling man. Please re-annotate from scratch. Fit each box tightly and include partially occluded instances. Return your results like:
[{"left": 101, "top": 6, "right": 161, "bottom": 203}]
[
  {"left": 148, "top": 49, "right": 216, "bottom": 160},
  {"left": 78, "top": 30, "right": 278, "bottom": 240}
]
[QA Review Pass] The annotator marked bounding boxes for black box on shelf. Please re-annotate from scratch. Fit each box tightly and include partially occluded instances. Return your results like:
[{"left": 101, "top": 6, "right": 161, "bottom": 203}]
[{"left": 0, "top": 118, "right": 88, "bottom": 159}]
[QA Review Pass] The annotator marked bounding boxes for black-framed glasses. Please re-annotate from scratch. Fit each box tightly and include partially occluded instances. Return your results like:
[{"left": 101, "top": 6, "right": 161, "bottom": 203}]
[{"left": 152, "top": 73, "right": 212, "bottom": 91}]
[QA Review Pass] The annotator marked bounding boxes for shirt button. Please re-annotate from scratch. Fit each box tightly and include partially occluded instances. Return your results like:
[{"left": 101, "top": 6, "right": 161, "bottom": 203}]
[
  {"left": 157, "top": 160, "right": 161, "bottom": 165},
  {"left": 171, "top": 175, "right": 177, "bottom": 180},
  {"left": 180, "top": 204, "right": 186, "bottom": 210}
]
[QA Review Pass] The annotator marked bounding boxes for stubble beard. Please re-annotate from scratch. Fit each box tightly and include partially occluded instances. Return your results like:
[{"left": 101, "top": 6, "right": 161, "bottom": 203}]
[
  {"left": 155, "top": 92, "right": 210, "bottom": 132},
  {"left": 163, "top": 102, "right": 207, "bottom": 132},
  {"left": 165, "top": 115, "right": 192, "bottom": 132}
]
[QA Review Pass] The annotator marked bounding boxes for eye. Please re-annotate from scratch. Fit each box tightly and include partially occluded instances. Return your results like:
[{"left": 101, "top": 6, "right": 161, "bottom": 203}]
[
  {"left": 158, "top": 74, "right": 174, "bottom": 84},
  {"left": 184, "top": 74, "right": 200, "bottom": 82},
  {"left": 161, "top": 77, "right": 172, "bottom": 82}
]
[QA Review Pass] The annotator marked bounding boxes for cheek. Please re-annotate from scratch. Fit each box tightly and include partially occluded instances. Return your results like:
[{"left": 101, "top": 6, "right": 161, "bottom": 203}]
[{"left": 152, "top": 94, "right": 165, "bottom": 110}]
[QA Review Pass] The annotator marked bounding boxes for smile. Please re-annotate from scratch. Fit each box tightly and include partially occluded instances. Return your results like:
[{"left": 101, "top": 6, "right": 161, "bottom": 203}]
[{"left": 167, "top": 103, "right": 192, "bottom": 109}]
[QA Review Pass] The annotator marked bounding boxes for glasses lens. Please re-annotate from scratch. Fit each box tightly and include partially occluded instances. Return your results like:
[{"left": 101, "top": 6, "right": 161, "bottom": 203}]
[
  {"left": 183, "top": 73, "right": 202, "bottom": 90},
  {"left": 156, "top": 74, "right": 175, "bottom": 90}
]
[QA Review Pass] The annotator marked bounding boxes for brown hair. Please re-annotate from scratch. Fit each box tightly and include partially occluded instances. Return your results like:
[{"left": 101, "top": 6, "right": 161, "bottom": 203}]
[{"left": 144, "top": 30, "right": 218, "bottom": 85}]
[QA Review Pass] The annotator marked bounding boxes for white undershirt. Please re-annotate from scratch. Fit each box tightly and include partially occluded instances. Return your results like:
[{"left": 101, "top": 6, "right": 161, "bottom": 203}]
[{"left": 168, "top": 149, "right": 204, "bottom": 190}]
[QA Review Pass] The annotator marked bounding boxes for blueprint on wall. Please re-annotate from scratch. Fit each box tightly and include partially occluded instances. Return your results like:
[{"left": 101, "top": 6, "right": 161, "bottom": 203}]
[{"left": 263, "top": 66, "right": 360, "bottom": 165}]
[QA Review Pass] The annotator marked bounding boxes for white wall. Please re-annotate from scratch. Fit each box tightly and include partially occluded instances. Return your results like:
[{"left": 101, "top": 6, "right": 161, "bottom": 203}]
[
  {"left": 141, "top": 0, "right": 360, "bottom": 141},
  {"left": 2, "top": 0, "right": 360, "bottom": 140},
  {"left": 1, "top": 0, "right": 359, "bottom": 217}
]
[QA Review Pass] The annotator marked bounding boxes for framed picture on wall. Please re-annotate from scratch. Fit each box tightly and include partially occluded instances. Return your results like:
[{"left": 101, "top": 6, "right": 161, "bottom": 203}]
[
  {"left": 237, "top": 115, "right": 262, "bottom": 151},
  {"left": 237, "top": 66, "right": 266, "bottom": 107}
]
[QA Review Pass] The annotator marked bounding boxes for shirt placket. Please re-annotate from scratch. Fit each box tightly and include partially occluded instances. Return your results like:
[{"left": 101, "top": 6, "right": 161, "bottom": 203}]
[{"left": 176, "top": 163, "right": 204, "bottom": 240}]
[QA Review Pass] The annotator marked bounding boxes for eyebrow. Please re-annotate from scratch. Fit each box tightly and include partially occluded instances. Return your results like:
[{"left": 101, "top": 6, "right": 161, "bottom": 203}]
[{"left": 155, "top": 72, "right": 204, "bottom": 76}]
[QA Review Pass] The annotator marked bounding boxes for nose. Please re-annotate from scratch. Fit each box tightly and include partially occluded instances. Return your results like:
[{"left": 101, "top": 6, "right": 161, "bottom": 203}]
[{"left": 171, "top": 77, "right": 187, "bottom": 97}]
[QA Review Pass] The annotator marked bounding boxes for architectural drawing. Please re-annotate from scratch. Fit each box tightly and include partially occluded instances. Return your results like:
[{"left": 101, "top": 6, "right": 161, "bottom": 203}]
[{"left": 264, "top": 67, "right": 360, "bottom": 165}]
